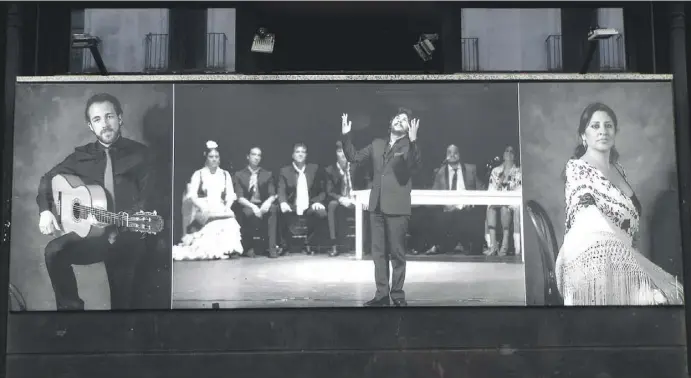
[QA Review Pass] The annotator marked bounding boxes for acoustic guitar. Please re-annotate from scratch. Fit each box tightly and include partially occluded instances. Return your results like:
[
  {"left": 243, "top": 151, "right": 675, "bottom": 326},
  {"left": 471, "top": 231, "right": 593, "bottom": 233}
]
[{"left": 51, "top": 173, "right": 164, "bottom": 239}]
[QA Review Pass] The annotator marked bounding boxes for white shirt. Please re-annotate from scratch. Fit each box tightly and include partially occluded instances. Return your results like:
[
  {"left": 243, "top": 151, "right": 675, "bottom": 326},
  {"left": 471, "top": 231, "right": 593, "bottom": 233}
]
[{"left": 447, "top": 164, "right": 466, "bottom": 191}]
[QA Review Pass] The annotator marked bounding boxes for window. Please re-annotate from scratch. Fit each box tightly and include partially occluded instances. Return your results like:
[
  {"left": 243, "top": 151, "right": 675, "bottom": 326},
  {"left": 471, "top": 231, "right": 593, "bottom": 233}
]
[
  {"left": 461, "top": 9, "right": 562, "bottom": 72},
  {"left": 206, "top": 8, "right": 236, "bottom": 72},
  {"left": 70, "top": 8, "right": 237, "bottom": 73},
  {"left": 597, "top": 8, "right": 627, "bottom": 71},
  {"left": 70, "top": 9, "right": 169, "bottom": 73}
]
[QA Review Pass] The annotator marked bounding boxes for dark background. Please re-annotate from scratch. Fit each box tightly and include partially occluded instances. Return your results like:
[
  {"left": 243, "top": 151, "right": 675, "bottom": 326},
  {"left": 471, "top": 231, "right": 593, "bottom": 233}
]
[
  {"left": 9, "top": 83, "right": 173, "bottom": 311},
  {"left": 172, "top": 82, "right": 520, "bottom": 242},
  {"left": 2, "top": 2, "right": 691, "bottom": 378}
]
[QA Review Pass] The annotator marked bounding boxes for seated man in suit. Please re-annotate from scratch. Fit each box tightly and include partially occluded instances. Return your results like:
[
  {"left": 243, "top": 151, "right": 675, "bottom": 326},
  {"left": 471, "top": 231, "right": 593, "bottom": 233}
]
[
  {"left": 425, "top": 144, "right": 485, "bottom": 255},
  {"left": 278, "top": 143, "right": 327, "bottom": 255},
  {"left": 234, "top": 147, "right": 280, "bottom": 258},
  {"left": 325, "top": 141, "right": 359, "bottom": 257}
]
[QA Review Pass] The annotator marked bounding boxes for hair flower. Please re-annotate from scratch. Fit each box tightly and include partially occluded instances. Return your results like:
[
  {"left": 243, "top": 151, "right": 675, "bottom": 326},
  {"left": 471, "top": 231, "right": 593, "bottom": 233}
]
[{"left": 206, "top": 140, "right": 218, "bottom": 150}]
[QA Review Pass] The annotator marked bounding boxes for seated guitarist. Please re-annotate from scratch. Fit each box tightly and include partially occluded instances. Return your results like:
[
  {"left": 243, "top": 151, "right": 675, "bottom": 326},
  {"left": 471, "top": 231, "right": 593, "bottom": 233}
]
[{"left": 36, "top": 93, "right": 154, "bottom": 311}]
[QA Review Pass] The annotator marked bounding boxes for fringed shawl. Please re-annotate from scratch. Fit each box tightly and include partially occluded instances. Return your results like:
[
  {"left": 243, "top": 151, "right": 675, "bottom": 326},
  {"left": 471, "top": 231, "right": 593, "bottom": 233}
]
[{"left": 556, "top": 159, "right": 683, "bottom": 306}]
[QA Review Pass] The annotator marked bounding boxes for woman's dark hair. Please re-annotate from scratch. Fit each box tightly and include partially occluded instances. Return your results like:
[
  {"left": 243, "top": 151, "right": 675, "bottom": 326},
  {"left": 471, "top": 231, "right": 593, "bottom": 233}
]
[
  {"left": 562, "top": 102, "right": 619, "bottom": 182},
  {"left": 572, "top": 102, "right": 619, "bottom": 163},
  {"left": 503, "top": 144, "right": 520, "bottom": 167},
  {"left": 203, "top": 142, "right": 219, "bottom": 158}
]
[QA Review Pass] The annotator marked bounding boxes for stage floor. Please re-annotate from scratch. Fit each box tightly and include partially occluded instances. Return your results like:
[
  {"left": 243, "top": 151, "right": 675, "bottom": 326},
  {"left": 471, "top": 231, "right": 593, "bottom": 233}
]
[{"left": 172, "top": 254, "right": 526, "bottom": 308}]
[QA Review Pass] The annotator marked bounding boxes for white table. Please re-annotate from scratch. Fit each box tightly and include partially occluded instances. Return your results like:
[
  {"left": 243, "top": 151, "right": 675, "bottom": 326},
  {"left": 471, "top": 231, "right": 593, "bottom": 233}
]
[{"left": 351, "top": 189, "right": 524, "bottom": 261}]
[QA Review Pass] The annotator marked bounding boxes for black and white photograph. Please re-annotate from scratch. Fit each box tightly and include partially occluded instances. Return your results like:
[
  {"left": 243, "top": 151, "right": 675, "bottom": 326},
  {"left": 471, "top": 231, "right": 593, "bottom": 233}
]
[
  {"left": 519, "top": 81, "right": 685, "bottom": 306},
  {"left": 9, "top": 83, "right": 174, "bottom": 311},
  {"left": 171, "top": 82, "right": 526, "bottom": 308}
]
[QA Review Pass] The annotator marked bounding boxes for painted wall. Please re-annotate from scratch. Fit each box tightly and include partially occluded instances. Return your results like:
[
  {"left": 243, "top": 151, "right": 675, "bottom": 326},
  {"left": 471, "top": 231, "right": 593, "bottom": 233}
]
[
  {"left": 84, "top": 9, "right": 169, "bottom": 72},
  {"left": 461, "top": 9, "right": 562, "bottom": 71}
]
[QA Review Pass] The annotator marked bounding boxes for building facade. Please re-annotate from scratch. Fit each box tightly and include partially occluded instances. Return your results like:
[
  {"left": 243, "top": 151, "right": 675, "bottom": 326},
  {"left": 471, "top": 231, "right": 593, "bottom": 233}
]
[
  {"left": 0, "top": 2, "right": 690, "bottom": 378},
  {"left": 63, "top": 6, "right": 632, "bottom": 74}
]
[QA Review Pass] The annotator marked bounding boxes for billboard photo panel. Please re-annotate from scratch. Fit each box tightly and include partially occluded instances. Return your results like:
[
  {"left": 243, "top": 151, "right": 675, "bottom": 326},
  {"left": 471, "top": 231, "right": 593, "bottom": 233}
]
[
  {"left": 7, "top": 73, "right": 683, "bottom": 311},
  {"left": 519, "top": 81, "right": 685, "bottom": 306},
  {"left": 170, "top": 81, "right": 525, "bottom": 309},
  {"left": 9, "top": 83, "right": 174, "bottom": 311}
]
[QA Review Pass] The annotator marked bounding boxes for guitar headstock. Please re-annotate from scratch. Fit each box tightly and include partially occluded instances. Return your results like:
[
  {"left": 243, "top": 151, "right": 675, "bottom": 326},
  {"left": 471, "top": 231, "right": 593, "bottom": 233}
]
[{"left": 127, "top": 210, "right": 164, "bottom": 235}]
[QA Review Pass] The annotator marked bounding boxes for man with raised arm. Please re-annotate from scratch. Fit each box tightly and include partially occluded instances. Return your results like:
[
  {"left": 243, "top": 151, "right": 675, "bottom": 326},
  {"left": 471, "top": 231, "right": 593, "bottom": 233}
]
[{"left": 340, "top": 108, "right": 421, "bottom": 307}]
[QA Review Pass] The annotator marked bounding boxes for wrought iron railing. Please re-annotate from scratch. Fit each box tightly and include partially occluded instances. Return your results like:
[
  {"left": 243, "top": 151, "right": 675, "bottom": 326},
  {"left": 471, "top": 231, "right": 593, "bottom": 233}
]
[
  {"left": 206, "top": 32, "right": 228, "bottom": 71},
  {"left": 461, "top": 37, "right": 479, "bottom": 72},
  {"left": 144, "top": 33, "right": 169, "bottom": 72},
  {"left": 144, "top": 32, "right": 228, "bottom": 72},
  {"left": 599, "top": 34, "right": 626, "bottom": 72},
  {"left": 545, "top": 34, "right": 562, "bottom": 72},
  {"left": 70, "top": 45, "right": 100, "bottom": 73}
]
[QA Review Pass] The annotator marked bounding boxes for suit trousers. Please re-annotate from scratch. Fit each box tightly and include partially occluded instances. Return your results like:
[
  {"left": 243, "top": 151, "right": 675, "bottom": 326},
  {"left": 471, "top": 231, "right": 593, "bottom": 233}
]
[
  {"left": 370, "top": 210, "right": 409, "bottom": 300},
  {"left": 327, "top": 200, "right": 355, "bottom": 247},
  {"left": 282, "top": 207, "right": 326, "bottom": 251},
  {"left": 240, "top": 204, "right": 278, "bottom": 252},
  {"left": 432, "top": 207, "right": 476, "bottom": 251},
  {"left": 44, "top": 230, "right": 144, "bottom": 310}
]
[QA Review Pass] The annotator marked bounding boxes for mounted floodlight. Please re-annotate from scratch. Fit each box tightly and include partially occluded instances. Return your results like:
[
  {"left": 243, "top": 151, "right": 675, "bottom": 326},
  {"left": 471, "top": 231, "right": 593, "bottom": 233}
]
[
  {"left": 251, "top": 27, "right": 275, "bottom": 54},
  {"left": 580, "top": 27, "right": 620, "bottom": 74},
  {"left": 414, "top": 33, "right": 439, "bottom": 62},
  {"left": 587, "top": 27, "right": 619, "bottom": 41},
  {"left": 71, "top": 33, "right": 108, "bottom": 75}
]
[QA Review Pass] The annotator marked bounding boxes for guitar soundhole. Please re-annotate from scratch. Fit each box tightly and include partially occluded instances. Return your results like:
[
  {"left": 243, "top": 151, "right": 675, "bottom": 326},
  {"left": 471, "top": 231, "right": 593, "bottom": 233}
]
[{"left": 71, "top": 200, "right": 80, "bottom": 220}]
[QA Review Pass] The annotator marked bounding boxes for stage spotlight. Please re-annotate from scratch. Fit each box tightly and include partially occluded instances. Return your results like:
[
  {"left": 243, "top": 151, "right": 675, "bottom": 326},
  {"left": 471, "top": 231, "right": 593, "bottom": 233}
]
[
  {"left": 251, "top": 27, "right": 275, "bottom": 54},
  {"left": 414, "top": 33, "right": 439, "bottom": 62},
  {"left": 587, "top": 27, "right": 619, "bottom": 41},
  {"left": 579, "top": 27, "right": 619, "bottom": 74},
  {"left": 71, "top": 33, "right": 108, "bottom": 75}
]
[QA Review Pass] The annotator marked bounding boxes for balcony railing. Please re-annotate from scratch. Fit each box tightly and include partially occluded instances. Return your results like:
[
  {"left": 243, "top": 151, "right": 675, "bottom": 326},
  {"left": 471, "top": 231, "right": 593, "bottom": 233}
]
[
  {"left": 69, "top": 46, "right": 101, "bottom": 74},
  {"left": 461, "top": 37, "right": 479, "bottom": 72},
  {"left": 545, "top": 34, "right": 562, "bottom": 72},
  {"left": 144, "top": 33, "right": 169, "bottom": 72},
  {"left": 144, "top": 32, "right": 228, "bottom": 72},
  {"left": 545, "top": 33, "right": 626, "bottom": 72},
  {"left": 599, "top": 34, "right": 626, "bottom": 72},
  {"left": 206, "top": 32, "right": 228, "bottom": 71}
]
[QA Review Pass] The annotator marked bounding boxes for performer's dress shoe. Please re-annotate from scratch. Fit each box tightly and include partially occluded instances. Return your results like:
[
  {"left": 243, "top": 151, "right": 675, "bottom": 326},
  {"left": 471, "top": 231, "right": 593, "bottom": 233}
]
[
  {"left": 392, "top": 298, "right": 408, "bottom": 307},
  {"left": 329, "top": 246, "right": 339, "bottom": 257},
  {"left": 245, "top": 248, "right": 256, "bottom": 258},
  {"left": 364, "top": 296, "right": 390, "bottom": 307}
]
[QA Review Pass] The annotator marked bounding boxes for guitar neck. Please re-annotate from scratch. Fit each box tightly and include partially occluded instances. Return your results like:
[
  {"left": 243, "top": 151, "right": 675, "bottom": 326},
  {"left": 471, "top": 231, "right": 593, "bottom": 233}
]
[{"left": 75, "top": 205, "right": 129, "bottom": 227}]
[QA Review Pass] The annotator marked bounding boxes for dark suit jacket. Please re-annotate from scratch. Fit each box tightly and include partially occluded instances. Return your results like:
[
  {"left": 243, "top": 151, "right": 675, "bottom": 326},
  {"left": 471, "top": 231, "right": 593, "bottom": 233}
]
[
  {"left": 233, "top": 166, "right": 276, "bottom": 204},
  {"left": 341, "top": 133, "right": 421, "bottom": 216},
  {"left": 278, "top": 163, "right": 326, "bottom": 207},
  {"left": 325, "top": 163, "right": 367, "bottom": 201},
  {"left": 36, "top": 137, "right": 152, "bottom": 214},
  {"left": 431, "top": 163, "right": 483, "bottom": 190}
]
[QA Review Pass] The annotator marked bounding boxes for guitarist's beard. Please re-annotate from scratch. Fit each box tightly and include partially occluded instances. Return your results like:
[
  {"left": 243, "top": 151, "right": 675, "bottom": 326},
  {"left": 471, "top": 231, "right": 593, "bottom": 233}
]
[{"left": 98, "top": 128, "right": 120, "bottom": 145}]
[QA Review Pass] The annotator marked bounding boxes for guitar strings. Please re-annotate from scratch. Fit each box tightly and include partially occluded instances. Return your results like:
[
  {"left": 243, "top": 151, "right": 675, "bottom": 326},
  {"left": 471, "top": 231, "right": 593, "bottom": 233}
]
[{"left": 72, "top": 203, "right": 129, "bottom": 226}]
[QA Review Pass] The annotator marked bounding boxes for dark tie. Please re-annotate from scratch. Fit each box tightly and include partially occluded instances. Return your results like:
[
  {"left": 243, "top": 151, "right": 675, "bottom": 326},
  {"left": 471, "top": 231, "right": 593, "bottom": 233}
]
[
  {"left": 451, "top": 168, "right": 458, "bottom": 191},
  {"left": 104, "top": 148, "right": 115, "bottom": 209}
]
